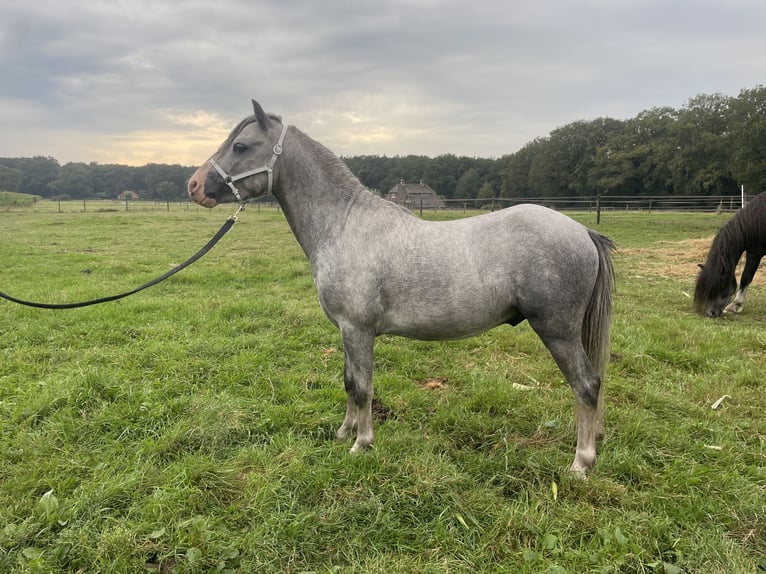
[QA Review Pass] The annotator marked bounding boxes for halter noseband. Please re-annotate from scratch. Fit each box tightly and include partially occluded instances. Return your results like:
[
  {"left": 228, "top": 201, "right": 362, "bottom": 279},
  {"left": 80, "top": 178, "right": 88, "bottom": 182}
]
[{"left": 208, "top": 123, "right": 289, "bottom": 207}]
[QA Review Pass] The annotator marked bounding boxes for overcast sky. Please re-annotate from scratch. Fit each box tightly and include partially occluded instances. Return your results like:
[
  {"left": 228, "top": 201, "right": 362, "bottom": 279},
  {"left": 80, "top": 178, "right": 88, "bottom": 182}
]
[{"left": 1, "top": 0, "right": 764, "bottom": 166}]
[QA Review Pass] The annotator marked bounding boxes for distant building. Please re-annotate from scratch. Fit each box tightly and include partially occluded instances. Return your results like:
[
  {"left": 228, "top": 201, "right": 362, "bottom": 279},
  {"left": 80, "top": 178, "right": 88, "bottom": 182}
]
[
  {"left": 384, "top": 180, "right": 446, "bottom": 209},
  {"left": 117, "top": 190, "right": 140, "bottom": 200}
]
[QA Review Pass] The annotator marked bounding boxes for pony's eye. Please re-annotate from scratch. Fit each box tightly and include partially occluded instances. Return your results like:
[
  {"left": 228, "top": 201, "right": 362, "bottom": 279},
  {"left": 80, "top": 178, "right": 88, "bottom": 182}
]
[{"left": 232, "top": 142, "right": 247, "bottom": 153}]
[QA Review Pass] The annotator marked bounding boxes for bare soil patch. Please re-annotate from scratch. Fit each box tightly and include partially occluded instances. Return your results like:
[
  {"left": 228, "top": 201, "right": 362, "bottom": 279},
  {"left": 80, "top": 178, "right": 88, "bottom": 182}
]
[{"left": 621, "top": 237, "right": 766, "bottom": 285}]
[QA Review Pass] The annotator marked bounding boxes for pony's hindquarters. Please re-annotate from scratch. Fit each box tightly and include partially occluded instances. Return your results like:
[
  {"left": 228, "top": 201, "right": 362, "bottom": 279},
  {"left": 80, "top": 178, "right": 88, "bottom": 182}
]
[{"left": 511, "top": 222, "right": 615, "bottom": 474}]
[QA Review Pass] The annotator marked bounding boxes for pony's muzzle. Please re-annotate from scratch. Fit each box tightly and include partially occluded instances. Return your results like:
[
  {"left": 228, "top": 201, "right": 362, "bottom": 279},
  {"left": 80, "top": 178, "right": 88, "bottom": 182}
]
[
  {"left": 187, "top": 177, "right": 200, "bottom": 195},
  {"left": 187, "top": 165, "right": 219, "bottom": 208}
]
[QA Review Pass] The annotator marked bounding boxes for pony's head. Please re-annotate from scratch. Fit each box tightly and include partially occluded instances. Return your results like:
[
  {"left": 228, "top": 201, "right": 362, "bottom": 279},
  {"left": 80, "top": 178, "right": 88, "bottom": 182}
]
[
  {"left": 694, "top": 255, "right": 737, "bottom": 318},
  {"left": 188, "top": 100, "right": 286, "bottom": 208}
]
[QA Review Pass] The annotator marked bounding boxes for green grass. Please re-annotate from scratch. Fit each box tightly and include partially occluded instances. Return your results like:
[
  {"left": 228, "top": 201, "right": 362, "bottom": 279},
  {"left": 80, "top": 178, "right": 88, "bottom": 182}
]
[
  {"left": 0, "top": 192, "right": 40, "bottom": 208},
  {"left": 1, "top": 206, "right": 764, "bottom": 573}
]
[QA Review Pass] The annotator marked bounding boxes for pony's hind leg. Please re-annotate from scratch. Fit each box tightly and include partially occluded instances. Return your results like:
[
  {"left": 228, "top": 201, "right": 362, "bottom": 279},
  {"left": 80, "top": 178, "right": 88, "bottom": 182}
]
[
  {"left": 724, "top": 252, "right": 762, "bottom": 314},
  {"left": 535, "top": 332, "right": 601, "bottom": 475},
  {"left": 336, "top": 327, "right": 375, "bottom": 452},
  {"left": 596, "top": 385, "right": 606, "bottom": 442}
]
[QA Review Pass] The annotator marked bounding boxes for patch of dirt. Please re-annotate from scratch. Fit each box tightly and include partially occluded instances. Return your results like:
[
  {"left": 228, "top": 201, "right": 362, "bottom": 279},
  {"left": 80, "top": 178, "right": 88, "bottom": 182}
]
[
  {"left": 418, "top": 377, "right": 448, "bottom": 390},
  {"left": 371, "top": 397, "right": 395, "bottom": 422},
  {"left": 621, "top": 237, "right": 766, "bottom": 285}
]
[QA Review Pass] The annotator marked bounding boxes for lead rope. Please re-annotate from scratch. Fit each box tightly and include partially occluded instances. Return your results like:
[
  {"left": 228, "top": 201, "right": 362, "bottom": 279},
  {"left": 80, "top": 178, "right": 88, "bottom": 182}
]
[{"left": 0, "top": 204, "right": 244, "bottom": 310}]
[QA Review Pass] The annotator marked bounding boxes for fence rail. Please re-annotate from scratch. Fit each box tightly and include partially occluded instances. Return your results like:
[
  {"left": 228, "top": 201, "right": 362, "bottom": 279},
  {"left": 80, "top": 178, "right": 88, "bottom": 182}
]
[
  {"left": 0, "top": 194, "right": 751, "bottom": 216},
  {"left": 0, "top": 198, "right": 281, "bottom": 214},
  {"left": 440, "top": 194, "right": 748, "bottom": 214}
]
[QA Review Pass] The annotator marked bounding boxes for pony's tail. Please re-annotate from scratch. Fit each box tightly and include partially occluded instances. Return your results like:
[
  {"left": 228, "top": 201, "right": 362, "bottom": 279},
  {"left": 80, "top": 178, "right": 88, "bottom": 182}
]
[{"left": 582, "top": 230, "right": 616, "bottom": 383}]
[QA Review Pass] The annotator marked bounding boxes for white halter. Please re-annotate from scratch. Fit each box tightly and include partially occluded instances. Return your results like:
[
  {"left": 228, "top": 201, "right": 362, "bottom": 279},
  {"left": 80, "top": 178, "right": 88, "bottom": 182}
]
[{"left": 207, "top": 123, "right": 289, "bottom": 207}]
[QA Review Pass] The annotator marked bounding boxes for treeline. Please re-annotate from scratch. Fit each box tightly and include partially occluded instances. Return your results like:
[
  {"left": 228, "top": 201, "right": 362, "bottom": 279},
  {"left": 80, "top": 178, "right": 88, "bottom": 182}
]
[
  {"left": 0, "top": 159, "right": 194, "bottom": 201},
  {"left": 347, "top": 86, "right": 765, "bottom": 199},
  {"left": 1, "top": 86, "right": 764, "bottom": 201}
]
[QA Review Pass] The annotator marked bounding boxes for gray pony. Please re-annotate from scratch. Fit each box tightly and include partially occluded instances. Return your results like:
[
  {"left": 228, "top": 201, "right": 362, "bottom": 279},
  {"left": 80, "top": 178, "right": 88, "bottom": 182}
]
[{"left": 188, "top": 100, "right": 615, "bottom": 475}]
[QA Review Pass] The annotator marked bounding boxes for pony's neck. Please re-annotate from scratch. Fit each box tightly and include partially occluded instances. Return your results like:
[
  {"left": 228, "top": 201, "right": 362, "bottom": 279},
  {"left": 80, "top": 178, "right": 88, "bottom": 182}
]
[{"left": 272, "top": 127, "right": 400, "bottom": 259}]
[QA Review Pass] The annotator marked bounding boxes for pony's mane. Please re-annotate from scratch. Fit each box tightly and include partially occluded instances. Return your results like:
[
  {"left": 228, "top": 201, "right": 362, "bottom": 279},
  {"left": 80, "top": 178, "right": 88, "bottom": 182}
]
[
  {"left": 289, "top": 126, "right": 407, "bottom": 213},
  {"left": 713, "top": 193, "right": 766, "bottom": 261}
]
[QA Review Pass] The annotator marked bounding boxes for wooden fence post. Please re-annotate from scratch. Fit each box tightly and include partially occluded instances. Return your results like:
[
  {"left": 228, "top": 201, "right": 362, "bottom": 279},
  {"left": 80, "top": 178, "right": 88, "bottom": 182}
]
[{"left": 596, "top": 195, "right": 601, "bottom": 225}]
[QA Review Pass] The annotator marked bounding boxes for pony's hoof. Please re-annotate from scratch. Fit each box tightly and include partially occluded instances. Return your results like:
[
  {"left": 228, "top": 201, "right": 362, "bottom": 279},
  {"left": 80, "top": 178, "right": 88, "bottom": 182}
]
[
  {"left": 571, "top": 451, "right": 595, "bottom": 477},
  {"left": 335, "top": 423, "right": 356, "bottom": 442},
  {"left": 724, "top": 302, "right": 743, "bottom": 314},
  {"left": 569, "top": 464, "right": 589, "bottom": 479},
  {"left": 350, "top": 440, "right": 373, "bottom": 454}
]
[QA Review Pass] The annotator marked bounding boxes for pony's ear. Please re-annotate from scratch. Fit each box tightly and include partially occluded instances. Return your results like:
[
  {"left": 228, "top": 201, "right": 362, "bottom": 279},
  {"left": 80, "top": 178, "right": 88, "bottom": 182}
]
[{"left": 252, "top": 99, "right": 270, "bottom": 127}]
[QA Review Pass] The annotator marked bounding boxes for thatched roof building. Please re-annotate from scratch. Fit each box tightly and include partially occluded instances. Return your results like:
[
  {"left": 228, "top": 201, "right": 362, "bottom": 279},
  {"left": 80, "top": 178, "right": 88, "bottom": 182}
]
[
  {"left": 117, "top": 190, "right": 140, "bottom": 200},
  {"left": 384, "top": 180, "right": 446, "bottom": 209}
]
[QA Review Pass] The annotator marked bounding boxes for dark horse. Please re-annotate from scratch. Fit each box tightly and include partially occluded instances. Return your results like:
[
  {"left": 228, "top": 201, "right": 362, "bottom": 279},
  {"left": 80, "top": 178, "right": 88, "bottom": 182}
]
[
  {"left": 695, "top": 191, "right": 766, "bottom": 317},
  {"left": 188, "top": 100, "right": 615, "bottom": 474}
]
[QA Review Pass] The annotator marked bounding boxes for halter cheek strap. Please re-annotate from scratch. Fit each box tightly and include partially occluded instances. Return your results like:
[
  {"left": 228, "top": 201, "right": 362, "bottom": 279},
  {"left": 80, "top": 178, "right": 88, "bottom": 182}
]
[{"left": 208, "top": 123, "right": 289, "bottom": 207}]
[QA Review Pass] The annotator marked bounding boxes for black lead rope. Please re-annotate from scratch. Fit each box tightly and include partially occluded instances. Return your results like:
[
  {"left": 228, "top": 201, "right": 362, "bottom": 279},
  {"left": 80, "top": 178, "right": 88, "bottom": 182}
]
[{"left": 0, "top": 214, "right": 239, "bottom": 310}]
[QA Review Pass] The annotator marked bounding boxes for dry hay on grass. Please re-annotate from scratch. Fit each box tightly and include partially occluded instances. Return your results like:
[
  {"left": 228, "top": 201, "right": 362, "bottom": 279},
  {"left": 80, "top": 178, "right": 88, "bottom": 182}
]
[{"left": 622, "top": 237, "right": 766, "bottom": 286}]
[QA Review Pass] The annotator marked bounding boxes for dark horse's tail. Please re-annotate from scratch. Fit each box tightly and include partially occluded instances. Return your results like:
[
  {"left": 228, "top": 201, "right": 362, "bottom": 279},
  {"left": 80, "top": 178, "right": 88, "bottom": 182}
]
[{"left": 582, "top": 230, "right": 616, "bottom": 384}]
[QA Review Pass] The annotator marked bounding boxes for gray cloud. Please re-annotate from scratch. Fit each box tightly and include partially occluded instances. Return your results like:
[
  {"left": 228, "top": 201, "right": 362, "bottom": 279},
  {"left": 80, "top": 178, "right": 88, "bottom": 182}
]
[{"left": 1, "top": 0, "right": 764, "bottom": 164}]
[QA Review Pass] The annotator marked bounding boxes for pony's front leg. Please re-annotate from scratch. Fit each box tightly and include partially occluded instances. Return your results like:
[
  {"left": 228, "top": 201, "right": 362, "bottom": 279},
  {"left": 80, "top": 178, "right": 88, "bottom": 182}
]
[
  {"left": 335, "top": 327, "right": 375, "bottom": 452},
  {"left": 725, "top": 252, "right": 762, "bottom": 314},
  {"left": 335, "top": 394, "right": 358, "bottom": 441},
  {"left": 724, "top": 286, "right": 749, "bottom": 314}
]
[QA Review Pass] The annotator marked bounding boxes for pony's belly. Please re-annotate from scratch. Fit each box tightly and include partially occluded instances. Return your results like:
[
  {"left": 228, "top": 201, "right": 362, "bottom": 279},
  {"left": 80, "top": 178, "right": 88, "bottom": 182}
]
[{"left": 380, "top": 308, "right": 515, "bottom": 341}]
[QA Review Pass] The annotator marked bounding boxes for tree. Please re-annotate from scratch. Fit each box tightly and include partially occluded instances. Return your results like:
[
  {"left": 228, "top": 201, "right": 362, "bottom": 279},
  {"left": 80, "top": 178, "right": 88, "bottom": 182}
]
[
  {"left": 630, "top": 107, "right": 677, "bottom": 195},
  {"left": 51, "top": 163, "right": 94, "bottom": 199},
  {"left": 729, "top": 85, "right": 766, "bottom": 194},
  {"left": 91, "top": 164, "right": 138, "bottom": 198},
  {"left": 500, "top": 140, "right": 542, "bottom": 197},
  {"left": 455, "top": 168, "right": 481, "bottom": 199},
  {"left": 0, "top": 166, "right": 22, "bottom": 192},
  {"left": 538, "top": 118, "right": 625, "bottom": 197},
  {"left": 669, "top": 94, "right": 736, "bottom": 195},
  {"left": 19, "top": 157, "right": 60, "bottom": 197},
  {"left": 423, "top": 154, "right": 462, "bottom": 199},
  {"left": 476, "top": 181, "right": 495, "bottom": 199},
  {"left": 0, "top": 156, "right": 60, "bottom": 197},
  {"left": 155, "top": 181, "right": 179, "bottom": 201}
]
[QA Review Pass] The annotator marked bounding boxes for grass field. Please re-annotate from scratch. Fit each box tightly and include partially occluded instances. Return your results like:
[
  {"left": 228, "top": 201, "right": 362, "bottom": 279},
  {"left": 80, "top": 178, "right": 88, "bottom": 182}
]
[{"left": 0, "top": 202, "right": 764, "bottom": 573}]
